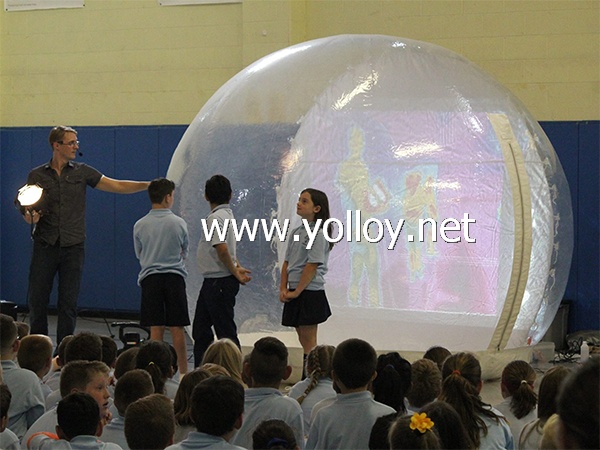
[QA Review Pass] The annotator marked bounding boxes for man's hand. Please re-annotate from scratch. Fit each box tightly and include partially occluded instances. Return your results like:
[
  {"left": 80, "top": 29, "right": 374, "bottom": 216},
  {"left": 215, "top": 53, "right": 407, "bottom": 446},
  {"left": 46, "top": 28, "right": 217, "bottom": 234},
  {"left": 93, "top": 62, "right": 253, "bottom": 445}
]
[{"left": 23, "top": 209, "right": 42, "bottom": 224}]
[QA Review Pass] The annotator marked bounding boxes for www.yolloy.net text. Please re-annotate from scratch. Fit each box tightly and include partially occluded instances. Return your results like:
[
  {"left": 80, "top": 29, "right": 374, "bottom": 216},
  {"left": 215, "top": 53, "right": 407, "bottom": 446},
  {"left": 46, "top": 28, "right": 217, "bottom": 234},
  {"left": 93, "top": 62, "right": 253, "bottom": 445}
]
[{"left": 201, "top": 211, "right": 476, "bottom": 250}]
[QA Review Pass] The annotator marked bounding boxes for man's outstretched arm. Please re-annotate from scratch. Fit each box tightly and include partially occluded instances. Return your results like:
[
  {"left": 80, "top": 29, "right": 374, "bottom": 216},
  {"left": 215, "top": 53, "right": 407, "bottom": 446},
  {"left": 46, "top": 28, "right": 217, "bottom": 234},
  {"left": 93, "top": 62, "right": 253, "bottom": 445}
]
[{"left": 96, "top": 176, "right": 150, "bottom": 194}]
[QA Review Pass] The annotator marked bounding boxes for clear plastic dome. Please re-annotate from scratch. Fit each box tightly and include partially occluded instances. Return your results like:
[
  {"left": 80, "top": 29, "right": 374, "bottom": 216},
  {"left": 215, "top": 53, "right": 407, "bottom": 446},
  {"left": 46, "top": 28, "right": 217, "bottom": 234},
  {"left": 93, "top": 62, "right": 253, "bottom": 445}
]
[{"left": 168, "top": 35, "right": 573, "bottom": 352}]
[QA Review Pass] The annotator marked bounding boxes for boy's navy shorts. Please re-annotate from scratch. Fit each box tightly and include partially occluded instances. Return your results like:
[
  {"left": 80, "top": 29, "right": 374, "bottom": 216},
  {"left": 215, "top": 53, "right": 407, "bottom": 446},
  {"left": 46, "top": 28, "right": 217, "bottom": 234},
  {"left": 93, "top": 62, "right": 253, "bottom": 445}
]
[{"left": 140, "top": 273, "right": 190, "bottom": 327}]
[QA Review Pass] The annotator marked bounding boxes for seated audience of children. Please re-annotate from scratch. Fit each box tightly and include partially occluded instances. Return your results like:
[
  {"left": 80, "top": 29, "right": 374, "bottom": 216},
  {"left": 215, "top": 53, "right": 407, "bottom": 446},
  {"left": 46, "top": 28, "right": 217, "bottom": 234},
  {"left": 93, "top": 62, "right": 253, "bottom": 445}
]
[{"left": 9, "top": 318, "right": 595, "bottom": 450}]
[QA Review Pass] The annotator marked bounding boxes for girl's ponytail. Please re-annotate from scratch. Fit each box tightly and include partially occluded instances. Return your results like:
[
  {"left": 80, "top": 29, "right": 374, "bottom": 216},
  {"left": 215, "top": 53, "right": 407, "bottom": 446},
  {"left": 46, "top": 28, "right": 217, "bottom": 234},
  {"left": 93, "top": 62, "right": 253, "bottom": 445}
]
[{"left": 502, "top": 360, "right": 538, "bottom": 419}]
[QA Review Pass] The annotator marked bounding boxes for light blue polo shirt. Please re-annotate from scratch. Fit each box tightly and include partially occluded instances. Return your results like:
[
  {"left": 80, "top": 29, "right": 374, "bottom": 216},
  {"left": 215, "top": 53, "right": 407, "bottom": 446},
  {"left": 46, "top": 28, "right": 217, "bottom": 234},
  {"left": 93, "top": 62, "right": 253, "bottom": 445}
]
[
  {"left": 166, "top": 431, "right": 245, "bottom": 450},
  {"left": 306, "top": 391, "right": 395, "bottom": 450},
  {"left": 133, "top": 208, "right": 189, "bottom": 285},
  {"left": 197, "top": 204, "right": 237, "bottom": 278},
  {"left": 285, "top": 222, "right": 329, "bottom": 291},
  {"left": 231, "top": 388, "right": 304, "bottom": 449},
  {"left": 1, "top": 360, "right": 45, "bottom": 440}
]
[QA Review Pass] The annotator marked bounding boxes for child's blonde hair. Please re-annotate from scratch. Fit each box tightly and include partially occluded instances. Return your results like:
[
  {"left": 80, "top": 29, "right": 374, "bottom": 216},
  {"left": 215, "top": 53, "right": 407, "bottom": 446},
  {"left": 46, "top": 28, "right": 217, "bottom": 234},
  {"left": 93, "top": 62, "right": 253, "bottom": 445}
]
[
  {"left": 200, "top": 363, "right": 231, "bottom": 378},
  {"left": 201, "top": 338, "right": 243, "bottom": 384}
]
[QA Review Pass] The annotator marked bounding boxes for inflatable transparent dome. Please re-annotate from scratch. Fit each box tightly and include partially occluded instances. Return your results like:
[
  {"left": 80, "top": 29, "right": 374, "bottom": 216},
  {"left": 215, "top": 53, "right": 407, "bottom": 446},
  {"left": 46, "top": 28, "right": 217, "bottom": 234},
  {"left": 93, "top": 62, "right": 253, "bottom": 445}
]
[{"left": 168, "top": 35, "right": 573, "bottom": 353}]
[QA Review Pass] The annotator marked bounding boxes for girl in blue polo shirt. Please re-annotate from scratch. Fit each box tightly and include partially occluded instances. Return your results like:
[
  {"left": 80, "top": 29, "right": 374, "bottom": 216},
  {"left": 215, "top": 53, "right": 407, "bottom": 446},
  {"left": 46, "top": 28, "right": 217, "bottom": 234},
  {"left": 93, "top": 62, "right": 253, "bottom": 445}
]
[{"left": 279, "top": 188, "right": 333, "bottom": 378}]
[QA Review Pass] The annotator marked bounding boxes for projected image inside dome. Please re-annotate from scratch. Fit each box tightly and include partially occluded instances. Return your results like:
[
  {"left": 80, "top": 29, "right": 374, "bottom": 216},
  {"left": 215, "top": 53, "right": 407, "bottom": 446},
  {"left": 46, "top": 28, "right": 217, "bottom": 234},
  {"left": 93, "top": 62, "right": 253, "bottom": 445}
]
[{"left": 168, "top": 35, "right": 573, "bottom": 353}]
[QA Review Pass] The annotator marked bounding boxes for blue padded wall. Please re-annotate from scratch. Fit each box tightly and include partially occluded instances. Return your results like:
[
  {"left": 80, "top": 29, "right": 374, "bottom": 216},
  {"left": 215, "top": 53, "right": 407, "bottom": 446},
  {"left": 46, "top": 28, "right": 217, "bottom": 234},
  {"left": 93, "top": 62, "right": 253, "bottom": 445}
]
[
  {"left": 539, "top": 123, "right": 579, "bottom": 303},
  {"left": 1, "top": 128, "right": 36, "bottom": 305},
  {"left": 113, "top": 126, "right": 160, "bottom": 313},
  {"left": 78, "top": 127, "right": 119, "bottom": 312},
  {"left": 576, "top": 122, "right": 599, "bottom": 330},
  {"left": 0, "top": 123, "right": 597, "bottom": 334},
  {"left": 540, "top": 121, "right": 599, "bottom": 333}
]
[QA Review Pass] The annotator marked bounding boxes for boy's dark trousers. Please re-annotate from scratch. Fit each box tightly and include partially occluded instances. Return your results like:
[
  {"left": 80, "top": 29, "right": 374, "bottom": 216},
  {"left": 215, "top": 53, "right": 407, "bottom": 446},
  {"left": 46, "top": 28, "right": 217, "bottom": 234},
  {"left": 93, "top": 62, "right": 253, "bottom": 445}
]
[{"left": 192, "top": 275, "right": 241, "bottom": 366}]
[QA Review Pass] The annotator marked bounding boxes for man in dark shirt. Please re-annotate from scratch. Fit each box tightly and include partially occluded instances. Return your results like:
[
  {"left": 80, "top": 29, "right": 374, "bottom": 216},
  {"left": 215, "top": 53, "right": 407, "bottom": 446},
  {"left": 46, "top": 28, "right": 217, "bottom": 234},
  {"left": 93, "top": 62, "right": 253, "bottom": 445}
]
[{"left": 23, "top": 125, "right": 150, "bottom": 347}]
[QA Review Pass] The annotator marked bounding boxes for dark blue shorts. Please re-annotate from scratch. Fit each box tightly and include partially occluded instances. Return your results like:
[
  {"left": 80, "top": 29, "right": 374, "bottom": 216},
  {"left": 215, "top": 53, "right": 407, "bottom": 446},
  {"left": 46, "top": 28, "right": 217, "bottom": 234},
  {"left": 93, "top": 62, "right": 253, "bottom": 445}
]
[{"left": 140, "top": 273, "right": 190, "bottom": 327}]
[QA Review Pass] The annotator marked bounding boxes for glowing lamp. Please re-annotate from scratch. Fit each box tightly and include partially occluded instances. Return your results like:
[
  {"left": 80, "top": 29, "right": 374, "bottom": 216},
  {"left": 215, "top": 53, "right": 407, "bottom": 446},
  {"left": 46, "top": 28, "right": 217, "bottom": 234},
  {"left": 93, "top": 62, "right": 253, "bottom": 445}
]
[
  {"left": 15, "top": 183, "right": 44, "bottom": 238},
  {"left": 16, "top": 184, "right": 43, "bottom": 208}
]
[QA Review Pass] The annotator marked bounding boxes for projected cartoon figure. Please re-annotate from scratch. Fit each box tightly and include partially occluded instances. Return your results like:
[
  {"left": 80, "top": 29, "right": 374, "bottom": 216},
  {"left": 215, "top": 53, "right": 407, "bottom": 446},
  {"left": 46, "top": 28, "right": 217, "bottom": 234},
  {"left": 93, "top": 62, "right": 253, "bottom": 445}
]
[
  {"left": 337, "top": 126, "right": 390, "bottom": 307},
  {"left": 402, "top": 170, "right": 438, "bottom": 281}
]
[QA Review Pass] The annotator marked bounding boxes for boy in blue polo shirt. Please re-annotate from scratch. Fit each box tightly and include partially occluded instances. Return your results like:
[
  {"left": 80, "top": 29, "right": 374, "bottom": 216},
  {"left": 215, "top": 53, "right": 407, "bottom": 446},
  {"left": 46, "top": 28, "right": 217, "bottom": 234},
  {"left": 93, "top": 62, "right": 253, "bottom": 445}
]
[
  {"left": 134, "top": 177, "right": 190, "bottom": 377},
  {"left": 192, "top": 175, "right": 251, "bottom": 366},
  {"left": 166, "top": 376, "right": 245, "bottom": 450},
  {"left": 306, "top": 338, "right": 396, "bottom": 450},
  {"left": 28, "top": 392, "right": 121, "bottom": 450}
]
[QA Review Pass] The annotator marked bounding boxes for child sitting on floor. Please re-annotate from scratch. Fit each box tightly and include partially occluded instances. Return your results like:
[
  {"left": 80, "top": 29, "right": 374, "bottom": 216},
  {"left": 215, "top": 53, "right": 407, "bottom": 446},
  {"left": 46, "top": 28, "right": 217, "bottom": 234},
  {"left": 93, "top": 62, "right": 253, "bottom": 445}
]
[
  {"left": 306, "top": 338, "right": 396, "bottom": 450},
  {"left": 28, "top": 392, "right": 121, "bottom": 450}
]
